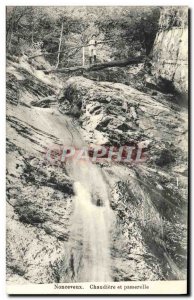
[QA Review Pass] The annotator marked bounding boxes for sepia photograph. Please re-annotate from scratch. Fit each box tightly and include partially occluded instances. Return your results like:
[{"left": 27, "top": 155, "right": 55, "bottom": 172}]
[{"left": 6, "top": 5, "right": 188, "bottom": 295}]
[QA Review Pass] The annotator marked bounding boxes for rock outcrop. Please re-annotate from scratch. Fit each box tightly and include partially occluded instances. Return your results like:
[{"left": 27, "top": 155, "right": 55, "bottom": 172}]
[
  {"left": 6, "top": 57, "right": 79, "bottom": 284},
  {"left": 59, "top": 76, "right": 188, "bottom": 280},
  {"left": 150, "top": 7, "right": 188, "bottom": 97},
  {"left": 7, "top": 47, "right": 188, "bottom": 284}
]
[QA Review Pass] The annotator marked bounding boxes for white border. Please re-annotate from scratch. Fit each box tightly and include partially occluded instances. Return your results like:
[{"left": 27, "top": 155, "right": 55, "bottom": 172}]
[
  {"left": 2, "top": 0, "right": 193, "bottom": 6},
  {"left": 6, "top": 280, "right": 187, "bottom": 295}
]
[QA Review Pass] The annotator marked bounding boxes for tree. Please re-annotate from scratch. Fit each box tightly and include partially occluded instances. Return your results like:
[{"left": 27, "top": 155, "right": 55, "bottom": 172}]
[
  {"left": 6, "top": 6, "right": 160, "bottom": 66},
  {"left": 55, "top": 19, "right": 64, "bottom": 68}
]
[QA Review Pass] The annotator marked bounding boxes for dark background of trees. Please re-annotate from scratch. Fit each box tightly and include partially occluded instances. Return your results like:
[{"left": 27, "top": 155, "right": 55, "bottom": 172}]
[{"left": 6, "top": 6, "right": 160, "bottom": 67}]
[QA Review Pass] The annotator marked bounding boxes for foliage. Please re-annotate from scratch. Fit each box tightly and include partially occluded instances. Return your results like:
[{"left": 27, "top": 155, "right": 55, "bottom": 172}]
[
  {"left": 158, "top": 6, "right": 188, "bottom": 30},
  {"left": 6, "top": 6, "right": 161, "bottom": 67}
]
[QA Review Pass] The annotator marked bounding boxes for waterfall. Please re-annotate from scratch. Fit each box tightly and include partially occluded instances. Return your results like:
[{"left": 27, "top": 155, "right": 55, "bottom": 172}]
[{"left": 62, "top": 160, "right": 113, "bottom": 282}]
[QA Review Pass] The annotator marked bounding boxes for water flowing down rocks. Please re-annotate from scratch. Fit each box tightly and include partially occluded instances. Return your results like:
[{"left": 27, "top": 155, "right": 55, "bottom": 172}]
[
  {"left": 6, "top": 6, "right": 188, "bottom": 286},
  {"left": 61, "top": 161, "right": 114, "bottom": 282}
]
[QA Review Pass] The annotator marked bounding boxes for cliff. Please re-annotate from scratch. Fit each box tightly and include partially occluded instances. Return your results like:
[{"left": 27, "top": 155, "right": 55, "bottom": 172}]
[{"left": 150, "top": 7, "right": 188, "bottom": 97}]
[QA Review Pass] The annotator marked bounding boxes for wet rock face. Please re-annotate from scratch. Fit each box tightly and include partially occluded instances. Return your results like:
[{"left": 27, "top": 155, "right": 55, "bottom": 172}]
[
  {"left": 6, "top": 56, "right": 61, "bottom": 107},
  {"left": 105, "top": 162, "right": 187, "bottom": 281},
  {"left": 59, "top": 76, "right": 187, "bottom": 158},
  {"left": 151, "top": 7, "right": 188, "bottom": 96},
  {"left": 6, "top": 57, "right": 76, "bottom": 284},
  {"left": 59, "top": 76, "right": 188, "bottom": 280},
  {"left": 109, "top": 178, "right": 164, "bottom": 281},
  {"left": 6, "top": 146, "right": 74, "bottom": 283},
  {"left": 7, "top": 55, "right": 188, "bottom": 283}
]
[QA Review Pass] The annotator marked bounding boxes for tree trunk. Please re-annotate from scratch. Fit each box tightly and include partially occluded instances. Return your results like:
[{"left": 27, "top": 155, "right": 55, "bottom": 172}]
[
  {"left": 55, "top": 20, "right": 64, "bottom": 69},
  {"left": 45, "top": 57, "right": 145, "bottom": 74},
  {"left": 31, "top": 20, "right": 34, "bottom": 44}
]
